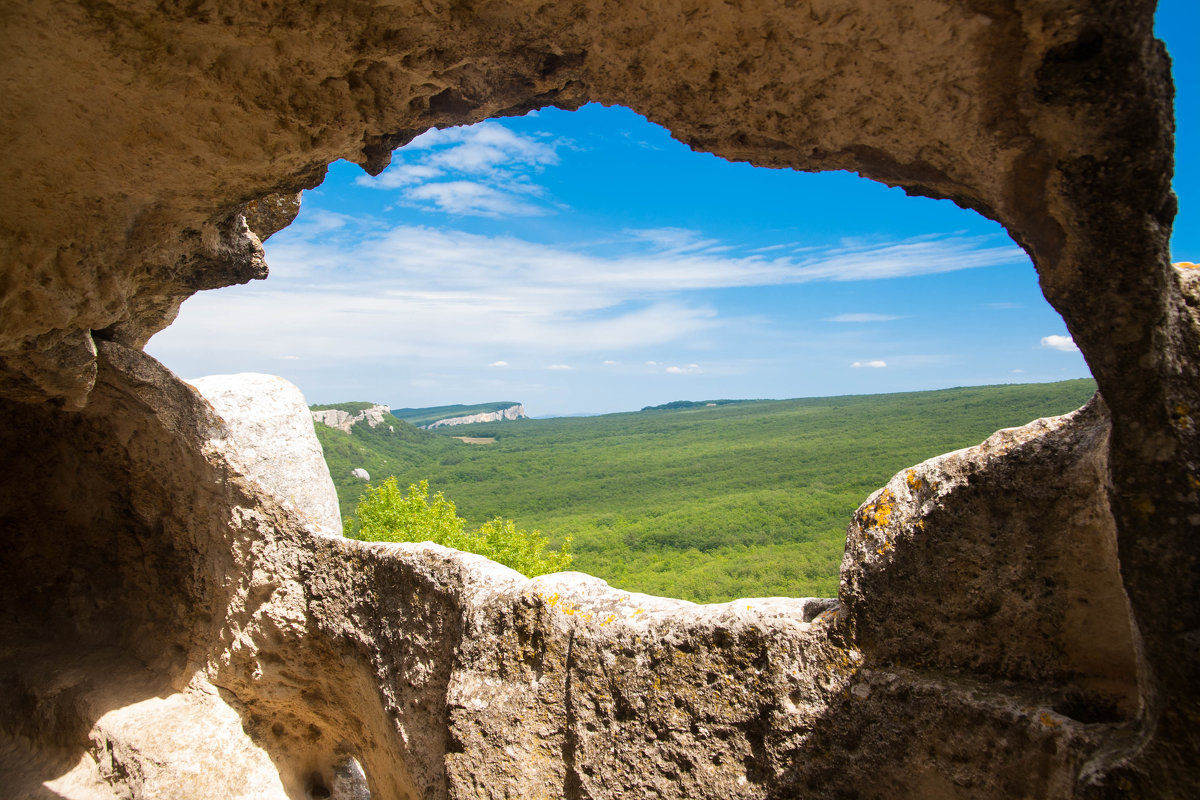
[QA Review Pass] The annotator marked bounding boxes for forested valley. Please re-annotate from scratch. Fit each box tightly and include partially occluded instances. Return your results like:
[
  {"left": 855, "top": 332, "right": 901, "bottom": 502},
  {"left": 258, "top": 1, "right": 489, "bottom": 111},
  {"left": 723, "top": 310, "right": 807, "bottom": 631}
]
[{"left": 314, "top": 379, "right": 1097, "bottom": 601}]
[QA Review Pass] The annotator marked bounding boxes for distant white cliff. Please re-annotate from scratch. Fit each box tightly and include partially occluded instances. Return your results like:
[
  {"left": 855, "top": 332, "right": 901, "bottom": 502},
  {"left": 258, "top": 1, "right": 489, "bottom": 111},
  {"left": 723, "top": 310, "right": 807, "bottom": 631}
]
[
  {"left": 312, "top": 404, "right": 394, "bottom": 433},
  {"left": 424, "top": 404, "right": 526, "bottom": 429}
]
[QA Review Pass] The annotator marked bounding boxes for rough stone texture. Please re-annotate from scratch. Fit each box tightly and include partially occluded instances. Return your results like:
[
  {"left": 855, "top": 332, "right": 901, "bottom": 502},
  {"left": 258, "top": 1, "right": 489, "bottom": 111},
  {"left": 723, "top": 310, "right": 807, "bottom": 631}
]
[
  {"left": 1, "top": 0, "right": 1197, "bottom": 797},
  {"left": 840, "top": 399, "right": 1138, "bottom": 714},
  {"left": 190, "top": 373, "right": 343, "bottom": 536}
]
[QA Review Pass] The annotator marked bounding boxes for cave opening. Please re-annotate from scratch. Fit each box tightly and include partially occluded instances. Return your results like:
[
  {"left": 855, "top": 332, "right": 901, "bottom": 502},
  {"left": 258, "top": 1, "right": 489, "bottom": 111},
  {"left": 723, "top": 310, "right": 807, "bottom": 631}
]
[
  {"left": 4, "top": 0, "right": 1195, "bottom": 793},
  {"left": 146, "top": 102, "right": 1096, "bottom": 605}
]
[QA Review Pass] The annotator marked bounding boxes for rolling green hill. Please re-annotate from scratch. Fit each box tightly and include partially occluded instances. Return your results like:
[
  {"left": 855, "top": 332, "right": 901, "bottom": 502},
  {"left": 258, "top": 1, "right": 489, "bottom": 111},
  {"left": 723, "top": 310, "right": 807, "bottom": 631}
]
[
  {"left": 313, "top": 379, "right": 1097, "bottom": 602},
  {"left": 390, "top": 401, "right": 523, "bottom": 428},
  {"left": 310, "top": 401, "right": 377, "bottom": 414}
]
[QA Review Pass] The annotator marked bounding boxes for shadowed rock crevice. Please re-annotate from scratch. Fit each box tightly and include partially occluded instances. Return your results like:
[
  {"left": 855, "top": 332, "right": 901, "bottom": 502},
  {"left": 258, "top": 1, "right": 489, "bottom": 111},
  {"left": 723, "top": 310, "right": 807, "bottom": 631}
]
[{"left": 1, "top": 0, "right": 1197, "bottom": 796}]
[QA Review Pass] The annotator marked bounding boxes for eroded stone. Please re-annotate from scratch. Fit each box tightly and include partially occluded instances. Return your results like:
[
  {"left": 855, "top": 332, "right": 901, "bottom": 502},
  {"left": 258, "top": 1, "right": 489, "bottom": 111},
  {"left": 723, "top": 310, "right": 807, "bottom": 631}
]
[{"left": 0, "top": 0, "right": 1196, "bottom": 796}]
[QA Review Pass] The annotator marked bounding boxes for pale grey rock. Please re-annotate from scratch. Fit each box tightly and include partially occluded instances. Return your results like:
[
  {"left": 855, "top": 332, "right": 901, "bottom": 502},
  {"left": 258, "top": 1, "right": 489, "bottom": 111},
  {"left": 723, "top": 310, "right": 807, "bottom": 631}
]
[
  {"left": 351, "top": 468, "right": 370, "bottom": 481},
  {"left": 840, "top": 397, "right": 1136, "bottom": 712},
  {"left": 423, "top": 404, "right": 526, "bottom": 429},
  {"left": 313, "top": 404, "right": 393, "bottom": 434},
  {"left": 0, "top": 346, "right": 1171, "bottom": 799},
  {"left": 88, "top": 681, "right": 290, "bottom": 800},
  {"left": 190, "top": 373, "right": 342, "bottom": 536},
  {"left": 311, "top": 408, "right": 354, "bottom": 431},
  {"left": 330, "top": 756, "right": 371, "bottom": 800}
]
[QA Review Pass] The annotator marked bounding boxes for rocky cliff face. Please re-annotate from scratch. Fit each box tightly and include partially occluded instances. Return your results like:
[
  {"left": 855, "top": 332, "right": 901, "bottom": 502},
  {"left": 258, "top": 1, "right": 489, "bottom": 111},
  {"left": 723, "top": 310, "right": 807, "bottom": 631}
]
[
  {"left": 312, "top": 404, "right": 394, "bottom": 434},
  {"left": 424, "top": 404, "right": 526, "bottom": 429},
  {"left": 1, "top": 0, "right": 1197, "bottom": 797}
]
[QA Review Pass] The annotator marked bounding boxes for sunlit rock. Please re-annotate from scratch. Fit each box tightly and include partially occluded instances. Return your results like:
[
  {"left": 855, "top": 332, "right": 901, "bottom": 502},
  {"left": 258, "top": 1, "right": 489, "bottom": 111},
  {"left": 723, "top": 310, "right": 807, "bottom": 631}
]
[
  {"left": 0, "top": 0, "right": 1196, "bottom": 796},
  {"left": 191, "top": 373, "right": 343, "bottom": 536}
]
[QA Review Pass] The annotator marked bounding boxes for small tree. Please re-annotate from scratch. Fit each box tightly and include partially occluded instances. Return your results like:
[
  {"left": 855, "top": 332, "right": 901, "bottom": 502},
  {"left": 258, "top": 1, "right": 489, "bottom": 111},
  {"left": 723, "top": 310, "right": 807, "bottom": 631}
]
[
  {"left": 352, "top": 478, "right": 572, "bottom": 577},
  {"left": 475, "top": 517, "right": 573, "bottom": 577}
]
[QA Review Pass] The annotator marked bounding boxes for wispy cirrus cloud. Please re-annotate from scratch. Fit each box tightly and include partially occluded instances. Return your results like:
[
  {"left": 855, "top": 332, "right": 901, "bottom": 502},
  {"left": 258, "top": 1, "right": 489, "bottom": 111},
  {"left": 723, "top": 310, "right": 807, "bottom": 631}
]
[
  {"left": 666, "top": 364, "right": 702, "bottom": 375},
  {"left": 825, "top": 313, "right": 904, "bottom": 323},
  {"left": 152, "top": 218, "right": 1027, "bottom": 375},
  {"left": 405, "top": 180, "right": 546, "bottom": 216},
  {"left": 851, "top": 360, "right": 888, "bottom": 368},
  {"left": 356, "top": 122, "right": 562, "bottom": 216}
]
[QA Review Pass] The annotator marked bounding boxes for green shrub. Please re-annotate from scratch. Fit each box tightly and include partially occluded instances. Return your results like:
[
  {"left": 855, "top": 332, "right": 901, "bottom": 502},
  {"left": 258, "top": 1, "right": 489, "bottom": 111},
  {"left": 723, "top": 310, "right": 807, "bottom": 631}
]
[
  {"left": 474, "top": 517, "right": 573, "bottom": 577},
  {"left": 352, "top": 477, "right": 572, "bottom": 577}
]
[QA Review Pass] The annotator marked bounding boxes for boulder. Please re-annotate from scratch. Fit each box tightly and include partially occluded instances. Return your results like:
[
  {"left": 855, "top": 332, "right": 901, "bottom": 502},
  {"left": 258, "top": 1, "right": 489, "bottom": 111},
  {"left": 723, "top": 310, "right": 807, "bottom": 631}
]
[{"left": 190, "top": 373, "right": 343, "bottom": 536}]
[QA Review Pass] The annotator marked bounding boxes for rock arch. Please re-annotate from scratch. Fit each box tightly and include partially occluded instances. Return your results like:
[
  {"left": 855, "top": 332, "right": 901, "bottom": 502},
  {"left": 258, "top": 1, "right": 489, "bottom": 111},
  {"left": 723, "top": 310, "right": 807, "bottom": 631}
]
[{"left": 1, "top": 0, "right": 1196, "bottom": 797}]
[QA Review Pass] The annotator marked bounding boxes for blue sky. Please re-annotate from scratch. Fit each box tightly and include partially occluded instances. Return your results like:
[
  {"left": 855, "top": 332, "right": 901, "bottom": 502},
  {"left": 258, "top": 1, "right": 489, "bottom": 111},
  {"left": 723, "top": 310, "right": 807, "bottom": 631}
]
[{"left": 149, "top": 1, "right": 1196, "bottom": 416}]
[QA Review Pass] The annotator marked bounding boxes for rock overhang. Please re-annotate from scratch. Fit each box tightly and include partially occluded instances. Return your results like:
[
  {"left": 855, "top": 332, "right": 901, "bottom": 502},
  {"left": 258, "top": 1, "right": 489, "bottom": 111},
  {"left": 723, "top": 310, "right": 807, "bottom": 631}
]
[{"left": 0, "top": 0, "right": 1197, "bottom": 796}]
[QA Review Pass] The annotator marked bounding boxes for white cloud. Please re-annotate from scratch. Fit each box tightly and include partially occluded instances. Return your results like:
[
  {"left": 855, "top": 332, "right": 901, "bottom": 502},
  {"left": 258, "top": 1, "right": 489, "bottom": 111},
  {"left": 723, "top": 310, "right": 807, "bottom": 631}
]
[
  {"left": 488, "top": 360, "right": 509, "bottom": 367},
  {"left": 626, "top": 227, "right": 727, "bottom": 255},
  {"left": 356, "top": 121, "right": 561, "bottom": 217},
  {"left": 1011, "top": 368, "right": 1025, "bottom": 373},
  {"left": 358, "top": 164, "right": 444, "bottom": 189},
  {"left": 1040, "top": 335, "right": 1079, "bottom": 352},
  {"left": 151, "top": 220, "right": 1027, "bottom": 383},
  {"left": 405, "top": 181, "right": 546, "bottom": 217},
  {"left": 546, "top": 364, "right": 573, "bottom": 371},
  {"left": 797, "top": 235, "right": 1023, "bottom": 281},
  {"left": 666, "top": 364, "right": 702, "bottom": 374},
  {"left": 603, "top": 360, "right": 617, "bottom": 365},
  {"left": 851, "top": 360, "right": 888, "bottom": 368},
  {"left": 645, "top": 361, "right": 658, "bottom": 366},
  {"left": 409, "top": 123, "right": 559, "bottom": 171},
  {"left": 285, "top": 209, "right": 356, "bottom": 236},
  {"left": 825, "top": 313, "right": 903, "bottom": 323},
  {"left": 280, "top": 355, "right": 301, "bottom": 360}
]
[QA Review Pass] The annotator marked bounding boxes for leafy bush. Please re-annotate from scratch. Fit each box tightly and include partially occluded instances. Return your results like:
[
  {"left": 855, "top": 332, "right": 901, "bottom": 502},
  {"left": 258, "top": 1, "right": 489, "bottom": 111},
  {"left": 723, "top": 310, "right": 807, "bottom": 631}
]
[
  {"left": 354, "top": 477, "right": 467, "bottom": 546},
  {"left": 352, "top": 478, "right": 572, "bottom": 577},
  {"left": 474, "top": 517, "right": 573, "bottom": 577}
]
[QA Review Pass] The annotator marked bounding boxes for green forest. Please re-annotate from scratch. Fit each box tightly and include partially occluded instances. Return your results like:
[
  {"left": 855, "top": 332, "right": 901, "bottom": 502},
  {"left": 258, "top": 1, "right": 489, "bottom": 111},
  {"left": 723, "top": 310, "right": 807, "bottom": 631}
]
[{"left": 314, "top": 379, "right": 1097, "bottom": 602}]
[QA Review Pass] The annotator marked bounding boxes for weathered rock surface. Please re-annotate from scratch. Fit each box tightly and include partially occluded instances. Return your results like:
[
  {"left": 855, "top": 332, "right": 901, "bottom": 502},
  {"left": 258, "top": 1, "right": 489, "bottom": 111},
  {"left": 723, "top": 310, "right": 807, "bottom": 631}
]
[
  {"left": 424, "top": 404, "right": 526, "bottom": 429},
  {"left": 0, "top": 347, "right": 1150, "bottom": 800},
  {"left": 313, "top": 404, "right": 394, "bottom": 434},
  {"left": 1, "top": 0, "right": 1197, "bottom": 797},
  {"left": 351, "top": 468, "right": 371, "bottom": 481},
  {"left": 190, "top": 373, "right": 343, "bottom": 536},
  {"left": 842, "top": 398, "right": 1138, "bottom": 715}
]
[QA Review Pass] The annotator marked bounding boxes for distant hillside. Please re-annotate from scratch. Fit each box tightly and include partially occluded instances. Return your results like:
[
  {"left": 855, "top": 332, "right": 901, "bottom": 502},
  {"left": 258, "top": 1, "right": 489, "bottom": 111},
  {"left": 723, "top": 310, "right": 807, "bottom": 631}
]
[
  {"left": 391, "top": 401, "right": 525, "bottom": 428},
  {"left": 310, "top": 401, "right": 376, "bottom": 414},
  {"left": 314, "top": 416, "right": 451, "bottom": 521},
  {"left": 317, "top": 379, "right": 1097, "bottom": 602},
  {"left": 642, "top": 399, "right": 762, "bottom": 411}
]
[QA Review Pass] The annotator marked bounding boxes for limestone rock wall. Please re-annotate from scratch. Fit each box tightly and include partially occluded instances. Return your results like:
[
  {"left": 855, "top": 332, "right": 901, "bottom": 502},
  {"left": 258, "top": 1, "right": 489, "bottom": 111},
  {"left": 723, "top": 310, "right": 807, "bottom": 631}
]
[
  {"left": 1, "top": 0, "right": 1197, "bottom": 797},
  {"left": 423, "top": 404, "right": 526, "bottom": 429},
  {"left": 313, "top": 404, "right": 395, "bottom": 434},
  {"left": 191, "top": 373, "right": 343, "bottom": 536},
  {"left": 0, "top": 346, "right": 1131, "bottom": 799}
]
